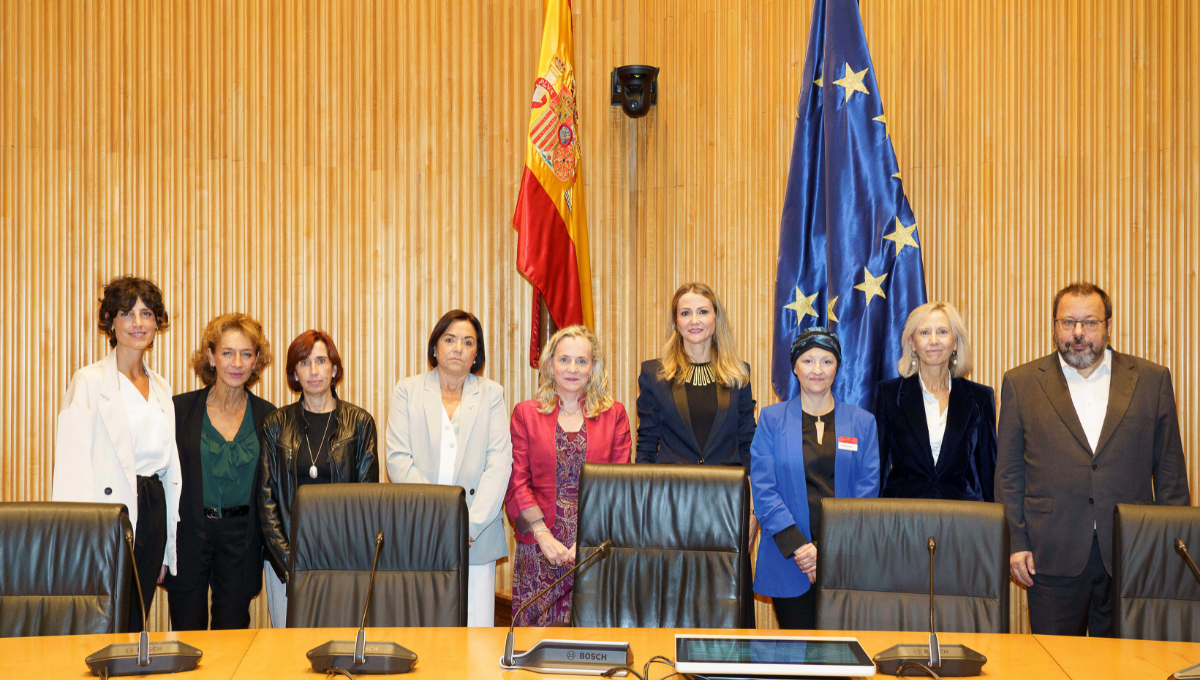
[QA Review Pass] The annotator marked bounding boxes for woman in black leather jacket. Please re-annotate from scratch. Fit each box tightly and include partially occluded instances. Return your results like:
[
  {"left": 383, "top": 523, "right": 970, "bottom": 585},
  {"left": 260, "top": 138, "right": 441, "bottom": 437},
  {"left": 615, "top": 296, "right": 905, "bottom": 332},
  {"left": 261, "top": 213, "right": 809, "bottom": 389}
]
[{"left": 257, "top": 329, "right": 378, "bottom": 628}]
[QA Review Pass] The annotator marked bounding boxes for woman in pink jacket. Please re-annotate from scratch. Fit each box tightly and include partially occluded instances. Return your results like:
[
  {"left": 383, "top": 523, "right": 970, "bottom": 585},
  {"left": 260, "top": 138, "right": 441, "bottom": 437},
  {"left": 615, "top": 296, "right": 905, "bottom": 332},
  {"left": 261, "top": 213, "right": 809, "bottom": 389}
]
[{"left": 504, "top": 325, "right": 631, "bottom": 626}]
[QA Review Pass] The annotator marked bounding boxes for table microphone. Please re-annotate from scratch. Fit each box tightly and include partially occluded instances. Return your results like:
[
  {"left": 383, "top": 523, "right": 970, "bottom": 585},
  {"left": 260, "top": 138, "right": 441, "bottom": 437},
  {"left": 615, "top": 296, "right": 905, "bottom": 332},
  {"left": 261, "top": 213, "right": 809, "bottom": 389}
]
[
  {"left": 306, "top": 530, "right": 418, "bottom": 675},
  {"left": 1170, "top": 539, "right": 1200, "bottom": 680},
  {"left": 874, "top": 536, "right": 987, "bottom": 677},
  {"left": 85, "top": 528, "right": 203, "bottom": 676},
  {"left": 500, "top": 539, "right": 632, "bottom": 676},
  {"left": 1175, "top": 538, "right": 1200, "bottom": 585}
]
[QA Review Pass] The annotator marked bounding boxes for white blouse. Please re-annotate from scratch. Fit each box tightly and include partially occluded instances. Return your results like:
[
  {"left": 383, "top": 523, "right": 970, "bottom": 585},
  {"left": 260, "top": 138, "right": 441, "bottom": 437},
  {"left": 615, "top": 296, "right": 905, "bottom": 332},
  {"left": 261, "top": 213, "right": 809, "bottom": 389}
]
[
  {"left": 919, "top": 375, "right": 951, "bottom": 465},
  {"left": 437, "top": 405, "right": 460, "bottom": 485},
  {"left": 119, "top": 373, "right": 173, "bottom": 476}
]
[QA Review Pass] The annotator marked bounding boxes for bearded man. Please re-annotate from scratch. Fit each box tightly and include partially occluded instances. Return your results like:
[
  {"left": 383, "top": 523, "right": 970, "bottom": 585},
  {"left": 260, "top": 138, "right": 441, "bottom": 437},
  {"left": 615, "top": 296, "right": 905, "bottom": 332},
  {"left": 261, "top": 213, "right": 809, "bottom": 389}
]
[{"left": 995, "top": 281, "right": 1190, "bottom": 637}]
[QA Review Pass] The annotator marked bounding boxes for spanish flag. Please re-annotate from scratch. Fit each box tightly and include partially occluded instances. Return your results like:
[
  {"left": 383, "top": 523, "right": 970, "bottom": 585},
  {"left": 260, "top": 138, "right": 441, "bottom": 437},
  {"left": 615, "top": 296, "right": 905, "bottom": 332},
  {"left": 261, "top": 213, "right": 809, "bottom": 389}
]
[{"left": 513, "top": 0, "right": 593, "bottom": 367}]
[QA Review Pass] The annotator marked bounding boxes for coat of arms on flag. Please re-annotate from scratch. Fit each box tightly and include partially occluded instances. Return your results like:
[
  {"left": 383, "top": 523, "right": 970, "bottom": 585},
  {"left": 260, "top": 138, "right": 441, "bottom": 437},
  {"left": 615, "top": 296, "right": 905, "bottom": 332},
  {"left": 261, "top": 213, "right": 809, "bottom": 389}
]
[
  {"left": 529, "top": 56, "right": 579, "bottom": 186},
  {"left": 512, "top": 0, "right": 593, "bottom": 367}
]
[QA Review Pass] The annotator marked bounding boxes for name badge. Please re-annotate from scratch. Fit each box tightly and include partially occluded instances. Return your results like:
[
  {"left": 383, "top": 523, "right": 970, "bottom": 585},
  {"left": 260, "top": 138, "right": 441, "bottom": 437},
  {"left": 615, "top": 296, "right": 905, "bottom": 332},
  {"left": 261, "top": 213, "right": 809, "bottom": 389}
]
[{"left": 837, "top": 437, "right": 858, "bottom": 451}]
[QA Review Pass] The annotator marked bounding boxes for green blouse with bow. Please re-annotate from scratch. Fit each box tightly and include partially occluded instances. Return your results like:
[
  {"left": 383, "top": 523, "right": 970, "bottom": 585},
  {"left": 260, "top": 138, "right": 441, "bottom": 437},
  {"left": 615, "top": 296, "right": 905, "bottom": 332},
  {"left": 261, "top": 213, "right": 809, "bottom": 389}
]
[{"left": 201, "top": 407, "right": 260, "bottom": 510}]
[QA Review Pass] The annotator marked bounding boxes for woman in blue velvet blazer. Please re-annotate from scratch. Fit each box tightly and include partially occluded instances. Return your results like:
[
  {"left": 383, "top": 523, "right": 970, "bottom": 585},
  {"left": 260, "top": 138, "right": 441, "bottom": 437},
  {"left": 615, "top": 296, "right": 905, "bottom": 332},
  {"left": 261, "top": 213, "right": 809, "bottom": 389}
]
[
  {"left": 874, "top": 302, "right": 996, "bottom": 502},
  {"left": 751, "top": 328, "right": 879, "bottom": 630}
]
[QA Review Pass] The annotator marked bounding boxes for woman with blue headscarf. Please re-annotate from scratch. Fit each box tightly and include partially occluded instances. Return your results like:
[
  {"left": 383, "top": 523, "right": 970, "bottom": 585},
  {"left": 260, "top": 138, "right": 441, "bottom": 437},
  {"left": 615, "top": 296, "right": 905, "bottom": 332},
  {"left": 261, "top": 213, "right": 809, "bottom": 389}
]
[{"left": 751, "top": 327, "right": 880, "bottom": 629}]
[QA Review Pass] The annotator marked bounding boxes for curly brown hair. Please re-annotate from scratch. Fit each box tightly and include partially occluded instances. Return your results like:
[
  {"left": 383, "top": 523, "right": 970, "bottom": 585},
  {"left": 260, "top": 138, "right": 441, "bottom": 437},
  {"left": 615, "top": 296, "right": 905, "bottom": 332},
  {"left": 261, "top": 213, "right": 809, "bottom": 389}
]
[
  {"left": 98, "top": 276, "right": 170, "bottom": 348},
  {"left": 189, "top": 313, "right": 274, "bottom": 387}
]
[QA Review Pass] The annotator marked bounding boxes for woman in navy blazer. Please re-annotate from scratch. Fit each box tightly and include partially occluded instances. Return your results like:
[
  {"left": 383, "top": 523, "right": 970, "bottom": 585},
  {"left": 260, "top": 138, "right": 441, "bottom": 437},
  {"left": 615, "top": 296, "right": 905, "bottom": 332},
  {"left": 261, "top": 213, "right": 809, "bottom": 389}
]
[
  {"left": 874, "top": 302, "right": 996, "bottom": 502},
  {"left": 752, "top": 328, "right": 879, "bottom": 630},
  {"left": 635, "top": 283, "right": 756, "bottom": 467}
]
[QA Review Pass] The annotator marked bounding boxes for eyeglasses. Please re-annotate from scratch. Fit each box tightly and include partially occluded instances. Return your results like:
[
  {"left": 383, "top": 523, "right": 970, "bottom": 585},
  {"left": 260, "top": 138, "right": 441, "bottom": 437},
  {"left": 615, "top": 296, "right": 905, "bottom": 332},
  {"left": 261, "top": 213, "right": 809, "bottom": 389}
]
[{"left": 1054, "top": 318, "right": 1106, "bottom": 332}]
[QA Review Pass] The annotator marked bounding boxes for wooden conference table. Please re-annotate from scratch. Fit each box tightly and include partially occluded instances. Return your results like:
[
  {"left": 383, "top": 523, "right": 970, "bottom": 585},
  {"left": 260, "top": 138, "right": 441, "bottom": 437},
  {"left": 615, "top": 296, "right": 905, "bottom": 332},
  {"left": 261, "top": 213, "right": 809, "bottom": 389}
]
[{"left": 6, "top": 626, "right": 1200, "bottom": 679}]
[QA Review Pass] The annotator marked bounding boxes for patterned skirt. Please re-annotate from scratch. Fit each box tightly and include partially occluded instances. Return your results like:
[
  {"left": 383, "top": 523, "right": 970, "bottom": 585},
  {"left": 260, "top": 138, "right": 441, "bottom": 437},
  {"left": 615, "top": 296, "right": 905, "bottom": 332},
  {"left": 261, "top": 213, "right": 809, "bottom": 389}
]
[{"left": 511, "top": 423, "right": 587, "bottom": 626}]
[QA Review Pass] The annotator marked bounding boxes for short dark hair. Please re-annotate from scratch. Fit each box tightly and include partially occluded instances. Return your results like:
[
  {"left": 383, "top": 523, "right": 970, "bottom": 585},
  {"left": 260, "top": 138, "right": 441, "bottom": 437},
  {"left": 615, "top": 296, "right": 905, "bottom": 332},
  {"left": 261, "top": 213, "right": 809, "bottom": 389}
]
[
  {"left": 98, "top": 276, "right": 170, "bottom": 348},
  {"left": 285, "top": 330, "right": 344, "bottom": 393},
  {"left": 427, "top": 310, "right": 485, "bottom": 375},
  {"left": 1052, "top": 282, "right": 1113, "bottom": 320}
]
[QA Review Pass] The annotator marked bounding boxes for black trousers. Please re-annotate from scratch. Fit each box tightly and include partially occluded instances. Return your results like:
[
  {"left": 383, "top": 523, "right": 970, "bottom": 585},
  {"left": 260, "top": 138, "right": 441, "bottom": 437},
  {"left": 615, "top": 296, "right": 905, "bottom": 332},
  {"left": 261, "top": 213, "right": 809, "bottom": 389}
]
[
  {"left": 129, "top": 475, "right": 167, "bottom": 633},
  {"left": 1028, "top": 531, "right": 1113, "bottom": 637},
  {"left": 773, "top": 582, "right": 818, "bottom": 630},
  {"left": 168, "top": 514, "right": 255, "bottom": 630}
]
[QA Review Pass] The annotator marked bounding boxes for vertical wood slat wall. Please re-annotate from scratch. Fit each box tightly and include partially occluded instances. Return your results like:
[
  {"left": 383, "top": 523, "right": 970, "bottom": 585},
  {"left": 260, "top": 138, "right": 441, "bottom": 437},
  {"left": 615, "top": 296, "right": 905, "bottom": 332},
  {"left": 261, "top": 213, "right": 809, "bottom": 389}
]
[{"left": 1, "top": 0, "right": 1195, "bottom": 633}]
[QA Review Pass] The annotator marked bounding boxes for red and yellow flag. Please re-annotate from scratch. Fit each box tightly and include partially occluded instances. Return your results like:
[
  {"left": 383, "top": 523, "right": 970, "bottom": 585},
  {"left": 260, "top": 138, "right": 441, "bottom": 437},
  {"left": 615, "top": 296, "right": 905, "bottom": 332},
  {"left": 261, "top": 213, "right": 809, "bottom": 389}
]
[{"left": 513, "top": 0, "right": 593, "bottom": 367}]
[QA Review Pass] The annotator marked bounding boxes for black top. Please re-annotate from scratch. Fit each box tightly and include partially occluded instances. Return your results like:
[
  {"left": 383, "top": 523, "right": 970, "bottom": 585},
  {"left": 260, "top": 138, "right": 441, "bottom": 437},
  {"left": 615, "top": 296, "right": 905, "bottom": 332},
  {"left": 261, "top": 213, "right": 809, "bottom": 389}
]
[
  {"left": 683, "top": 378, "right": 719, "bottom": 453},
  {"left": 772, "top": 407, "right": 838, "bottom": 559},
  {"left": 634, "top": 359, "right": 757, "bottom": 466},
  {"left": 801, "top": 409, "right": 837, "bottom": 545},
  {"left": 298, "top": 410, "right": 335, "bottom": 486}
]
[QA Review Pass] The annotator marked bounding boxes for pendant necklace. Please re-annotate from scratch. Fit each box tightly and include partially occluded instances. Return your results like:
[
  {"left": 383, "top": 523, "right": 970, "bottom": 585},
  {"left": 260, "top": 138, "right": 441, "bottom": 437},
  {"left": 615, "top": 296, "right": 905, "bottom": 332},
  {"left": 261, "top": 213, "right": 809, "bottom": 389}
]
[
  {"left": 815, "top": 414, "right": 825, "bottom": 446},
  {"left": 304, "top": 408, "right": 334, "bottom": 479}
]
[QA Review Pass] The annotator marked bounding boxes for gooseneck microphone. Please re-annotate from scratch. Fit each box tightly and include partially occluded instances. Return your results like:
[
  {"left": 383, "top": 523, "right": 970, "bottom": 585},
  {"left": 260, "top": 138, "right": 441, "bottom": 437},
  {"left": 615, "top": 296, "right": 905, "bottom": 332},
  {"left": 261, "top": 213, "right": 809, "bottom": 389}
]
[
  {"left": 1170, "top": 539, "right": 1200, "bottom": 680},
  {"left": 126, "top": 529, "right": 151, "bottom": 667},
  {"left": 354, "top": 532, "right": 385, "bottom": 665},
  {"left": 927, "top": 537, "right": 940, "bottom": 667},
  {"left": 306, "top": 530, "right": 417, "bottom": 675},
  {"left": 500, "top": 539, "right": 632, "bottom": 676},
  {"left": 504, "top": 539, "right": 612, "bottom": 665},
  {"left": 1175, "top": 538, "right": 1200, "bottom": 586},
  {"left": 873, "top": 535, "right": 987, "bottom": 677},
  {"left": 85, "top": 528, "right": 203, "bottom": 676}
]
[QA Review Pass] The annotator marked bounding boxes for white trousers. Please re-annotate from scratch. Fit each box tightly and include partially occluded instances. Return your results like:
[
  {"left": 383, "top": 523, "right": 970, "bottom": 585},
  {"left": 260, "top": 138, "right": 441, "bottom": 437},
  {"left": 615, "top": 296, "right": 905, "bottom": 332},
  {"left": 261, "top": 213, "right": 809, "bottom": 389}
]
[
  {"left": 467, "top": 561, "right": 497, "bottom": 627},
  {"left": 264, "top": 563, "right": 287, "bottom": 628}
]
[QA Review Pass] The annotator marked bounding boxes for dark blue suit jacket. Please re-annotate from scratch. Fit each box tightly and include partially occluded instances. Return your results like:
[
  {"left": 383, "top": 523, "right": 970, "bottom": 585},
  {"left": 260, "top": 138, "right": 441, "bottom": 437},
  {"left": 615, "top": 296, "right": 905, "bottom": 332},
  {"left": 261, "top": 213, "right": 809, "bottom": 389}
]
[
  {"left": 874, "top": 375, "right": 997, "bottom": 502},
  {"left": 634, "top": 359, "right": 756, "bottom": 466}
]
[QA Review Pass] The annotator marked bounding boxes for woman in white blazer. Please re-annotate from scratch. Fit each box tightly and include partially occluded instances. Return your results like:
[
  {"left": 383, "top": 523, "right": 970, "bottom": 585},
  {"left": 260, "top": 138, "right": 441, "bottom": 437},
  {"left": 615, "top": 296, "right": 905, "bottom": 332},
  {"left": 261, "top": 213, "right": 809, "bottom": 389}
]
[
  {"left": 52, "top": 277, "right": 183, "bottom": 632},
  {"left": 385, "top": 310, "right": 513, "bottom": 627}
]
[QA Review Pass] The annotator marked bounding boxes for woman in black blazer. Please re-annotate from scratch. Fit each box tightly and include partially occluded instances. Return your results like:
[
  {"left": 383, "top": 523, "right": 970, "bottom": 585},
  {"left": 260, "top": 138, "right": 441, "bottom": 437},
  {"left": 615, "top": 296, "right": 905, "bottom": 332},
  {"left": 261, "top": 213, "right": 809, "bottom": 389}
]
[
  {"left": 636, "top": 282, "right": 756, "bottom": 468},
  {"left": 874, "top": 302, "right": 996, "bottom": 502},
  {"left": 162, "top": 313, "right": 276, "bottom": 630}
]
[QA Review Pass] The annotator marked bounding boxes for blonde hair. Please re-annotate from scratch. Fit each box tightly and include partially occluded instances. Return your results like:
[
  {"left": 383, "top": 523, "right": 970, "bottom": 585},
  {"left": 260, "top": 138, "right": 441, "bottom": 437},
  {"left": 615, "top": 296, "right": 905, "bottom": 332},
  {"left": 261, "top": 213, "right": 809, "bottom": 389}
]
[
  {"left": 535, "top": 325, "right": 615, "bottom": 418},
  {"left": 190, "top": 313, "right": 274, "bottom": 387},
  {"left": 657, "top": 282, "right": 750, "bottom": 388},
  {"left": 897, "top": 302, "right": 973, "bottom": 378}
]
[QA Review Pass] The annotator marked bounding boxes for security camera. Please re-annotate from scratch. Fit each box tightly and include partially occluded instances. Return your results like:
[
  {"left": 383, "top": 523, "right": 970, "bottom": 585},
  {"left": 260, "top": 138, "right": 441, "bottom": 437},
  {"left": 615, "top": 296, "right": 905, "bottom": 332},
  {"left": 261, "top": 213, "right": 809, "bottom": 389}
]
[{"left": 611, "top": 65, "right": 659, "bottom": 119}]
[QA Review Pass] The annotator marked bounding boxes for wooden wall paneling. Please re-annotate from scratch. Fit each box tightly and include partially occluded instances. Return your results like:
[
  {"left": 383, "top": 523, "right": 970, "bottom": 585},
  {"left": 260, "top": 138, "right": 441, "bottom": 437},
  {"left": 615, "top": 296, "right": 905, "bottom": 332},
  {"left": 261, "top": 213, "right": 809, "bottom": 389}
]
[{"left": 1, "top": 0, "right": 1196, "bottom": 633}]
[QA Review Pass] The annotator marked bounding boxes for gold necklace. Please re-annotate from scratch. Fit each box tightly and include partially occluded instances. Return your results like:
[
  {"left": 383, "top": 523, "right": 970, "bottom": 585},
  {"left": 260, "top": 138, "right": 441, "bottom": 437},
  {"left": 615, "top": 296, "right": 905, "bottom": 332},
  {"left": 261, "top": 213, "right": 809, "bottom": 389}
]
[{"left": 685, "top": 362, "right": 715, "bottom": 386}]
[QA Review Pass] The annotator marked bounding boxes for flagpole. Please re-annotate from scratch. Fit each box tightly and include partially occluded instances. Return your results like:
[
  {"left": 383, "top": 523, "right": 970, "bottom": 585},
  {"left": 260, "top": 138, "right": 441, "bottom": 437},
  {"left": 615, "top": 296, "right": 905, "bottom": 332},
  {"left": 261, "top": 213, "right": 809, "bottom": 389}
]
[{"left": 538, "top": 295, "right": 557, "bottom": 357}]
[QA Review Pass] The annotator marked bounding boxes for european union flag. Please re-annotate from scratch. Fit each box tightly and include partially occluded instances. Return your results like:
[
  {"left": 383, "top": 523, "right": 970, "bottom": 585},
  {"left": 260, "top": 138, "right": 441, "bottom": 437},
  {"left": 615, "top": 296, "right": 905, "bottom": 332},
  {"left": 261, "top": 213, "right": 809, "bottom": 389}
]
[{"left": 771, "top": 0, "right": 927, "bottom": 408}]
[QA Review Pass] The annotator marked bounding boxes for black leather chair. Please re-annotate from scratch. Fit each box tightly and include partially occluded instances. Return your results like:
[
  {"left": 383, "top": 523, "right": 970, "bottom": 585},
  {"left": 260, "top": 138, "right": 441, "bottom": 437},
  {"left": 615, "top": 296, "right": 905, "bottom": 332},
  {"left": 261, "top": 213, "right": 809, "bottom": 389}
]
[
  {"left": 285, "top": 483, "right": 469, "bottom": 628},
  {"left": 1113, "top": 503, "right": 1200, "bottom": 641},
  {"left": 571, "top": 463, "right": 754, "bottom": 628},
  {"left": 0, "top": 502, "right": 132, "bottom": 637},
  {"left": 816, "top": 498, "right": 1009, "bottom": 633}
]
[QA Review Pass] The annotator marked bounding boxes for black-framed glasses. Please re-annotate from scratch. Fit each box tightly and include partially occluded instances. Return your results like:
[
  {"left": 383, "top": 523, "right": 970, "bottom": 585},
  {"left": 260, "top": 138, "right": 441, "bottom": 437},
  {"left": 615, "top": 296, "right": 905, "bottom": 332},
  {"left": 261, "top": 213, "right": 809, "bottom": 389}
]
[{"left": 1054, "top": 318, "right": 1106, "bottom": 332}]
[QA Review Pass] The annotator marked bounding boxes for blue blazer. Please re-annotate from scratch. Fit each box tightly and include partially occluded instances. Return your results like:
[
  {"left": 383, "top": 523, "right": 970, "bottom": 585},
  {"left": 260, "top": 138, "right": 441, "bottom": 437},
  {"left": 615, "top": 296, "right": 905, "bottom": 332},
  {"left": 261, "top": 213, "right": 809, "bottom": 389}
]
[
  {"left": 751, "top": 398, "right": 880, "bottom": 599},
  {"left": 634, "top": 360, "right": 756, "bottom": 466},
  {"left": 874, "top": 376, "right": 997, "bottom": 502}
]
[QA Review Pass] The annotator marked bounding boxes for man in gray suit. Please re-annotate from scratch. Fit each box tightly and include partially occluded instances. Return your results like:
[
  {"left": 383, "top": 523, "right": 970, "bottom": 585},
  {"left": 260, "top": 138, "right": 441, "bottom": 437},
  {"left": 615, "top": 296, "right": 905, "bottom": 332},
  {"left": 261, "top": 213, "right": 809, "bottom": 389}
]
[{"left": 996, "top": 282, "right": 1190, "bottom": 636}]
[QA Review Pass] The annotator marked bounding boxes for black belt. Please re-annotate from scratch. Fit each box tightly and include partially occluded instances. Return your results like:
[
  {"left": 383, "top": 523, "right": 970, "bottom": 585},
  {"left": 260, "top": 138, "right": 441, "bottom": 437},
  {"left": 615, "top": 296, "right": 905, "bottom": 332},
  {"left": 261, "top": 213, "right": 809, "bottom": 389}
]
[{"left": 204, "top": 505, "right": 250, "bottom": 519}]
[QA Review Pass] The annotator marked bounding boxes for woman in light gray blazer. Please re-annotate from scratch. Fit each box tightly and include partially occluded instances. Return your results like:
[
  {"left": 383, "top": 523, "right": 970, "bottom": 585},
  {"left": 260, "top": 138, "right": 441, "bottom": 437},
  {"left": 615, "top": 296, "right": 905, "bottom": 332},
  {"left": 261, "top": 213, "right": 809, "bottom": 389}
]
[{"left": 385, "top": 310, "right": 513, "bottom": 626}]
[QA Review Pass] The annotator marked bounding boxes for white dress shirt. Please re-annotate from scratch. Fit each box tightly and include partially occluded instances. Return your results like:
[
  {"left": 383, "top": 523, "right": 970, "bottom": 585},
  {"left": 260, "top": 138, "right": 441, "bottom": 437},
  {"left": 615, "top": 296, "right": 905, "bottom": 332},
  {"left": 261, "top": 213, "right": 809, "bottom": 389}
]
[
  {"left": 437, "top": 405, "right": 460, "bottom": 485},
  {"left": 919, "top": 374, "right": 951, "bottom": 465},
  {"left": 119, "top": 372, "right": 172, "bottom": 476},
  {"left": 1059, "top": 348, "right": 1113, "bottom": 453}
]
